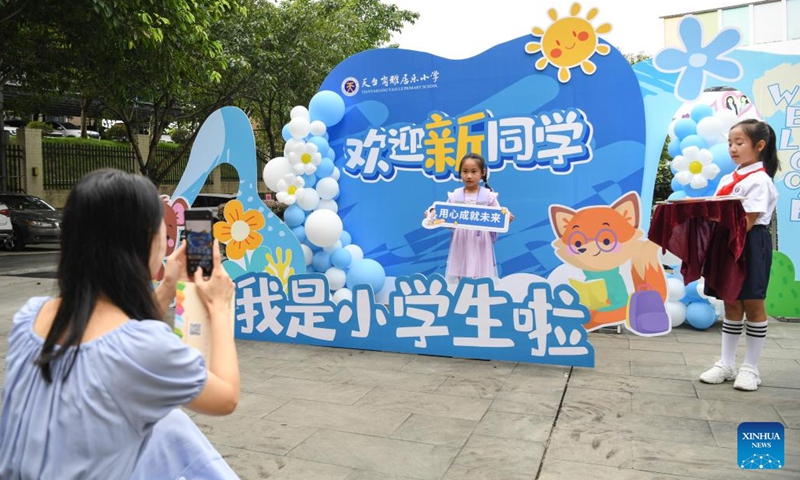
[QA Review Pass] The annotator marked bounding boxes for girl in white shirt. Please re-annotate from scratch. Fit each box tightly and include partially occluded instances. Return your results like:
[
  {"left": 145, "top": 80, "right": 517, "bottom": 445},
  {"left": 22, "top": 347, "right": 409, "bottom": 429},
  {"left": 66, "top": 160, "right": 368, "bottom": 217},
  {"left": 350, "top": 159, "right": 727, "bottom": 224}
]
[{"left": 699, "top": 119, "right": 779, "bottom": 391}]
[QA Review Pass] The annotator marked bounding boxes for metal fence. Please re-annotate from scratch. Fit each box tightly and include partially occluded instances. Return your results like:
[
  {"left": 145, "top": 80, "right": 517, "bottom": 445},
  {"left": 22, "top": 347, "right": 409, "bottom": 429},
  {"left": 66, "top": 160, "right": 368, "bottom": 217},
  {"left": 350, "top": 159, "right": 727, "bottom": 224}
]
[
  {"left": 3, "top": 144, "right": 26, "bottom": 193},
  {"left": 154, "top": 146, "right": 191, "bottom": 184},
  {"left": 43, "top": 143, "right": 135, "bottom": 189}
]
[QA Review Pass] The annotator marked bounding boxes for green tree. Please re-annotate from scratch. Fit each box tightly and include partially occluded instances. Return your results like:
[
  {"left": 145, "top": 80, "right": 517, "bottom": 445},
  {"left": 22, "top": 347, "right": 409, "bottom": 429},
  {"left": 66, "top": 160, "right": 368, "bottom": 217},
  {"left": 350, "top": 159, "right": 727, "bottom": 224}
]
[
  {"left": 0, "top": 0, "right": 246, "bottom": 184},
  {"left": 229, "top": 0, "right": 419, "bottom": 157}
]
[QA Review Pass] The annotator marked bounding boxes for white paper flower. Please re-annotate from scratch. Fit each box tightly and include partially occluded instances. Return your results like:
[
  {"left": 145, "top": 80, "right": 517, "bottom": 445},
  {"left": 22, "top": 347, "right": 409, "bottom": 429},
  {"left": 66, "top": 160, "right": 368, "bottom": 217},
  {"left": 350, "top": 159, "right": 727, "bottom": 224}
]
[
  {"left": 287, "top": 141, "right": 322, "bottom": 175},
  {"left": 672, "top": 146, "right": 720, "bottom": 189},
  {"left": 276, "top": 173, "right": 305, "bottom": 205}
]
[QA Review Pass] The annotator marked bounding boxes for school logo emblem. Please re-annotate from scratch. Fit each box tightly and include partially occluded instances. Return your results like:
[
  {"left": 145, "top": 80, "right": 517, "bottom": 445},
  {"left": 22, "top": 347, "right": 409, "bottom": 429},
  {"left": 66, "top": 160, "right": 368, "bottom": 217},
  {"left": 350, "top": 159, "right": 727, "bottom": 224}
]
[
  {"left": 341, "top": 76, "right": 359, "bottom": 96},
  {"left": 738, "top": 422, "right": 784, "bottom": 470}
]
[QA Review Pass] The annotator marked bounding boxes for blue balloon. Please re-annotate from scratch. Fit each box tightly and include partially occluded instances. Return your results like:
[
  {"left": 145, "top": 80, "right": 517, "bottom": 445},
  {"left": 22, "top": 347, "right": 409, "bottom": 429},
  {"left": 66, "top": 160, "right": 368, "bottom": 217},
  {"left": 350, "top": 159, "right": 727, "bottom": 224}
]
[
  {"left": 668, "top": 139, "right": 682, "bottom": 158},
  {"left": 709, "top": 143, "right": 735, "bottom": 176},
  {"left": 284, "top": 205, "right": 306, "bottom": 227},
  {"left": 291, "top": 225, "right": 306, "bottom": 243},
  {"left": 316, "top": 158, "right": 335, "bottom": 178},
  {"left": 684, "top": 183, "right": 715, "bottom": 197},
  {"left": 325, "top": 147, "right": 335, "bottom": 159},
  {"left": 312, "top": 251, "right": 332, "bottom": 272},
  {"left": 340, "top": 230, "right": 352, "bottom": 247},
  {"left": 684, "top": 280, "right": 704, "bottom": 303},
  {"left": 346, "top": 259, "right": 386, "bottom": 291},
  {"left": 674, "top": 118, "right": 697, "bottom": 140},
  {"left": 690, "top": 104, "right": 714, "bottom": 123},
  {"left": 670, "top": 177, "right": 683, "bottom": 193},
  {"left": 686, "top": 302, "right": 717, "bottom": 330},
  {"left": 303, "top": 173, "right": 317, "bottom": 188},
  {"left": 330, "top": 248, "right": 352, "bottom": 269},
  {"left": 680, "top": 134, "right": 707, "bottom": 151},
  {"left": 668, "top": 190, "right": 687, "bottom": 200},
  {"left": 309, "top": 90, "right": 346, "bottom": 127},
  {"left": 282, "top": 124, "right": 292, "bottom": 141},
  {"left": 308, "top": 136, "right": 330, "bottom": 153},
  {"left": 309, "top": 242, "right": 322, "bottom": 253}
]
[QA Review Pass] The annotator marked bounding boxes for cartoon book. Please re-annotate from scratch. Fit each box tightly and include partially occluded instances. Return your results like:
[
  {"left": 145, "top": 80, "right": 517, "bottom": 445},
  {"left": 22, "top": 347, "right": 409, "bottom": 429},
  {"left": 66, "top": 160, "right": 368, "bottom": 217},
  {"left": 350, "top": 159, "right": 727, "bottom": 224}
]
[
  {"left": 569, "top": 278, "right": 609, "bottom": 311},
  {"left": 174, "top": 281, "right": 234, "bottom": 363}
]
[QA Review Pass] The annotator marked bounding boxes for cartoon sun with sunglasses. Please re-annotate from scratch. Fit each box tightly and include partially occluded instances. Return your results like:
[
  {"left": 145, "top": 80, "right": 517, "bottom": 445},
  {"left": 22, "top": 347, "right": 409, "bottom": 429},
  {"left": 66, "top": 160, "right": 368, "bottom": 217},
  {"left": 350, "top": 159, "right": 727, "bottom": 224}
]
[{"left": 525, "top": 3, "right": 612, "bottom": 83}]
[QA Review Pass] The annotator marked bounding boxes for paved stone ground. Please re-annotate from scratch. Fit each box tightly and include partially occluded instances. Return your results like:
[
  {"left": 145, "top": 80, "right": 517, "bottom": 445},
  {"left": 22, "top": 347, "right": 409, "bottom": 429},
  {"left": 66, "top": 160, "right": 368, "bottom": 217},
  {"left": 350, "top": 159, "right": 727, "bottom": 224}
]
[{"left": 1, "top": 275, "right": 798, "bottom": 479}]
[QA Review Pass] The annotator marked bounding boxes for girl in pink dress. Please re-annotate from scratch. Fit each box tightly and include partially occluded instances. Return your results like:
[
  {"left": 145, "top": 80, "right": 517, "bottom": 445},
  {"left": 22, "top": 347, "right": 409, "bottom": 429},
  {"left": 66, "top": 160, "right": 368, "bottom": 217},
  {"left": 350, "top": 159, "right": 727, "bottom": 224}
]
[{"left": 444, "top": 153, "right": 512, "bottom": 281}]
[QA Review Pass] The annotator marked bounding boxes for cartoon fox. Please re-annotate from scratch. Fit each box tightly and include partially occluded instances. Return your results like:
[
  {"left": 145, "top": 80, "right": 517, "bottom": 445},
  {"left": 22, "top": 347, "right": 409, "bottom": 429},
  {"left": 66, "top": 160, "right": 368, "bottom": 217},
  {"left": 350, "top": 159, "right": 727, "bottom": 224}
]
[{"left": 549, "top": 191, "right": 667, "bottom": 332}]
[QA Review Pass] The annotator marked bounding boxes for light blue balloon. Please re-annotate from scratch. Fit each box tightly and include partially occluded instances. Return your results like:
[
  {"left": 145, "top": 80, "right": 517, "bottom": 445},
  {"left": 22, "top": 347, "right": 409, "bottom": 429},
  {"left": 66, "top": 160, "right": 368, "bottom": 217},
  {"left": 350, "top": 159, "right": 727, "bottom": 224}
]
[
  {"left": 303, "top": 173, "right": 317, "bottom": 188},
  {"left": 684, "top": 183, "right": 715, "bottom": 197},
  {"left": 340, "top": 230, "right": 352, "bottom": 246},
  {"left": 346, "top": 259, "right": 386, "bottom": 291},
  {"left": 709, "top": 143, "right": 735, "bottom": 175},
  {"left": 680, "top": 134, "right": 707, "bottom": 151},
  {"left": 309, "top": 90, "right": 346, "bottom": 127},
  {"left": 686, "top": 302, "right": 717, "bottom": 330},
  {"left": 284, "top": 205, "right": 306, "bottom": 227},
  {"left": 684, "top": 280, "right": 704, "bottom": 303},
  {"left": 308, "top": 136, "right": 330, "bottom": 153},
  {"left": 668, "top": 139, "right": 682, "bottom": 158},
  {"left": 316, "top": 158, "right": 335, "bottom": 178},
  {"left": 282, "top": 124, "right": 292, "bottom": 141},
  {"left": 325, "top": 147, "right": 335, "bottom": 159},
  {"left": 668, "top": 190, "right": 687, "bottom": 200},
  {"left": 670, "top": 177, "right": 683, "bottom": 192},
  {"left": 674, "top": 118, "right": 697, "bottom": 140},
  {"left": 312, "top": 251, "right": 332, "bottom": 271},
  {"left": 690, "top": 104, "right": 714, "bottom": 123},
  {"left": 331, "top": 248, "right": 352, "bottom": 269},
  {"left": 291, "top": 225, "right": 306, "bottom": 243}
]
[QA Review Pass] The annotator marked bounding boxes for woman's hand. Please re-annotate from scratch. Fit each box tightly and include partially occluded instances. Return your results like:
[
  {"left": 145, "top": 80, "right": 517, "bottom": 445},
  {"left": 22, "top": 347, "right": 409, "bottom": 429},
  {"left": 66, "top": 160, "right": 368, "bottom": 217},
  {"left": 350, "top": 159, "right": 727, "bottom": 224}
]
[
  {"left": 162, "top": 242, "right": 188, "bottom": 286},
  {"left": 193, "top": 240, "right": 234, "bottom": 314}
]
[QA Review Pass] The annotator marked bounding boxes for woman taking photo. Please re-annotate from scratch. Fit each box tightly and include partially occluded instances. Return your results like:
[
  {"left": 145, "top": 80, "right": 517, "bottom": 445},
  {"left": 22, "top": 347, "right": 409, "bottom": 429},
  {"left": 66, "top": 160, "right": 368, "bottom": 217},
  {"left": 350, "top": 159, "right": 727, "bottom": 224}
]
[{"left": 0, "top": 169, "right": 240, "bottom": 479}]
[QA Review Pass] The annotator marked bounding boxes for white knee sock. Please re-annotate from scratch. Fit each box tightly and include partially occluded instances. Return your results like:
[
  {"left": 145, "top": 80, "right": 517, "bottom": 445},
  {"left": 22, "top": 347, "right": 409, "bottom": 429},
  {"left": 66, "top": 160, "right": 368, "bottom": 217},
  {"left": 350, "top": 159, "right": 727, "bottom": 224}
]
[
  {"left": 720, "top": 319, "right": 743, "bottom": 367},
  {"left": 743, "top": 320, "right": 768, "bottom": 368}
]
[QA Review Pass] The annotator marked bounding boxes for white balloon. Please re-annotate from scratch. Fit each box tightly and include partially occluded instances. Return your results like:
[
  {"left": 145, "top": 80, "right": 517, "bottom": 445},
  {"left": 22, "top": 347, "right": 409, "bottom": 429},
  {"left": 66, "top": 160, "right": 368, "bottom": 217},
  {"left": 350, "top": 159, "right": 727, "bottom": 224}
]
[
  {"left": 332, "top": 287, "right": 353, "bottom": 304},
  {"left": 301, "top": 244, "right": 313, "bottom": 266},
  {"left": 665, "top": 301, "right": 686, "bottom": 327},
  {"left": 310, "top": 120, "right": 327, "bottom": 136},
  {"left": 316, "top": 177, "right": 340, "bottom": 200},
  {"left": 288, "top": 116, "right": 311, "bottom": 139},
  {"left": 305, "top": 209, "right": 343, "bottom": 247},
  {"left": 290, "top": 105, "right": 310, "bottom": 120},
  {"left": 343, "top": 244, "right": 364, "bottom": 265},
  {"left": 715, "top": 108, "right": 739, "bottom": 132},
  {"left": 325, "top": 267, "right": 347, "bottom": 291},
  {"left": 296, "top": 188, "right": 320, "bottom": 211},
  {"left": 696, "top": 116, "right": 724, "bottom": 144},
  {"left": 323, "top": 240, "right": 342, "bottom": 253},
  {"left": 284, "top": 138, "right": 303, "bottom": 155},
  {"left": 262, "top": 157, "right": 293, "bottom": 192},
  {"left": 696, "top": 278, "right": 707, "bottom": 299},
  {"left": 317, "top": 199, "right": 339, "bottom": 213},
  {"left": 332, "top": 166, "right": 341, "bottom": 181},
  {"left": 667, "top": 277, "right": 685, "bottom": 302}
]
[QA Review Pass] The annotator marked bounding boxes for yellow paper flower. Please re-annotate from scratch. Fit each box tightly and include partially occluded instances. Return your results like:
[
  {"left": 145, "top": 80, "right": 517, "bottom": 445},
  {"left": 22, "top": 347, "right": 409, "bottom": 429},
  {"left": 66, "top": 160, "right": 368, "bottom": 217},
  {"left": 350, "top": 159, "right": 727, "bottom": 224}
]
[{"left": 213, "top": 200, "right": 265, "bottom": 260}]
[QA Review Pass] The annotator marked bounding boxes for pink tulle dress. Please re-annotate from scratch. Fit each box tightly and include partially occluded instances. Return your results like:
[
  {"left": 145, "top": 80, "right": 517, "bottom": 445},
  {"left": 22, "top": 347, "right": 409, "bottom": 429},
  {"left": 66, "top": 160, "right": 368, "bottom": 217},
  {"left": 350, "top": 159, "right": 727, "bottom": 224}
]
[{"left": 445, "top": 187, "right": 499, "bottom": 279}]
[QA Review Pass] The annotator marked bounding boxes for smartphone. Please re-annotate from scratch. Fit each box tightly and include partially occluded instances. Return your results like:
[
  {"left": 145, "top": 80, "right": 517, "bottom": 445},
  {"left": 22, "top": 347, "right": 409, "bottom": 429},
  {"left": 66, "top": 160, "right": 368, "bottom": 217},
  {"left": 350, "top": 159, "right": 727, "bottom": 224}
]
[{"left": 185, "top": 209, "right": 214, "bottom": 277}]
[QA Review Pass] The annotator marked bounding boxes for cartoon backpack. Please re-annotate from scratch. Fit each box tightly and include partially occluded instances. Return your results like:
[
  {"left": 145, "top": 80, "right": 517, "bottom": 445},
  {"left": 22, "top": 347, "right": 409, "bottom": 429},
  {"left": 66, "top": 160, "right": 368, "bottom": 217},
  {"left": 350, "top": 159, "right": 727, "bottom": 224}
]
[{"left": 626, "top": 285, "right": 670, "bottom": 335}]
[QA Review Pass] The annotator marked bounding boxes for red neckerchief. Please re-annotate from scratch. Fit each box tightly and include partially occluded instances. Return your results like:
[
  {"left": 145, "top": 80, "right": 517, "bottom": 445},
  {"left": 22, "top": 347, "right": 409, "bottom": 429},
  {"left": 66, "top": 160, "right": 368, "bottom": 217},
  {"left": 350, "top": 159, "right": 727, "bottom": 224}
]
[{"left": 716, "top": 167, "right": 765, "bottom": 197}]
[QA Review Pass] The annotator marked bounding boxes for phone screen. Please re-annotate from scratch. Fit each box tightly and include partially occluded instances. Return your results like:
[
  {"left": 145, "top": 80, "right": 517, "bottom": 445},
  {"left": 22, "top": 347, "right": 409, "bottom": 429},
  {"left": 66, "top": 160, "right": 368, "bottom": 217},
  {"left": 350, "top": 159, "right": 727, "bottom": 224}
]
[{"left": 185, "top": 216, "right": 214, "bottom": 277}]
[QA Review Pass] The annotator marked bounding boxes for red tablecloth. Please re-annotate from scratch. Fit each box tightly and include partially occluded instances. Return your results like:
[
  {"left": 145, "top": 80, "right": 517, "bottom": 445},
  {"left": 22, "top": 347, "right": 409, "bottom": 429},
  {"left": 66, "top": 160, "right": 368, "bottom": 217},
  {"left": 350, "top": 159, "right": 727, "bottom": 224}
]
[{"left": 648, "top": 200, "right": 747, "bottom": 303}]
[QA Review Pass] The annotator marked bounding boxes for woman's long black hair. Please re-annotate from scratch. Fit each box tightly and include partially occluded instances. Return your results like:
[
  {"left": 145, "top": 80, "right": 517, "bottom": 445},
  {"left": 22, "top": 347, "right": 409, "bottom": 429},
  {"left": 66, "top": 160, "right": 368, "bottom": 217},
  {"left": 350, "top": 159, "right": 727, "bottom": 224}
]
[
  {"left": 36, "top": 169, "right": 165, "bottom": 383},
  {"left": 733, "top": 119, "right": 780, "bottom": 178}
]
